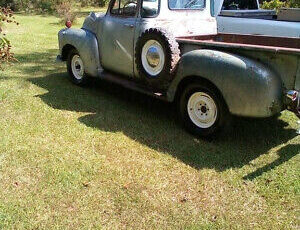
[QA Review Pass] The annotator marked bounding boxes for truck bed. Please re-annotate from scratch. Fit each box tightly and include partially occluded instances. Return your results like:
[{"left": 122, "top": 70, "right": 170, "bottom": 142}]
[{"left": 177, "top": 33, "right": 300, "bottom": 55}]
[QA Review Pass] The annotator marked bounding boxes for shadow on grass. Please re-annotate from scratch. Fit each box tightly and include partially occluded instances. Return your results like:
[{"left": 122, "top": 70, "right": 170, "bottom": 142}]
[
  {"left": 28, "top": 72, "right": 299, "bottom": 177},
  {"left": 8, "top": 50, "right": 298, "bottom": 178},
  {"left": 243, "top": 144, "right": 300, "bottom": 180}
]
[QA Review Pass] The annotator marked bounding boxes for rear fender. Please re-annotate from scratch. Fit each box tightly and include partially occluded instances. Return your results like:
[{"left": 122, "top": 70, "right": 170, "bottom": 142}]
[
  {"left": 168, "top": 49, "right": 283, "bottom": 117},
  {"left": 58, "top": 28, "right": 100, "bottom": 77}
]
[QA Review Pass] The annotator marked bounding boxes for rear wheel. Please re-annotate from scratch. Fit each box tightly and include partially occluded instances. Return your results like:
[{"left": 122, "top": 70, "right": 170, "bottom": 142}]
[
  {"left": 178, "top": 82, "right": 229, "bottom": 138},
  {"left": 67, "top": 49, "right": 89, "bottom": 86}
]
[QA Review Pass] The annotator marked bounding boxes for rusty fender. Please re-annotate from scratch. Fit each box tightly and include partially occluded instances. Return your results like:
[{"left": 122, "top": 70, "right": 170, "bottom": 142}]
[{"left": 167, "top": 49, "right": 283, "bottom": 118}]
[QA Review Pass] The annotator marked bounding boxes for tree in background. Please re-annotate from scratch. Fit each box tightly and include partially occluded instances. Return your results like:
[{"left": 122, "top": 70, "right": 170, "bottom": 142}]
[
  {"left": 0, "top": 0, "right": 108, "bottom": 25},
  {"left": 0, "top": 7, "right": 18, "bottom": 69},
  {"left": 55, "top": 1, "right": 78, "bottom": 23},
  {"left": 0, "top": 0, "right": 109, "bottom": 12},
  {"left": 1, "top": 0, "right": 298, "bottom": 15},
  {"left": 262, "top": 0, "right": 300, "bottom": 9}
]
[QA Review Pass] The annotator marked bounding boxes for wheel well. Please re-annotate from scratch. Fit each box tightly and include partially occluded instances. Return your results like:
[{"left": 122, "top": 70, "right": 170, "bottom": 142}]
[
  {"left": 61, "top": 44, "right": 76, "bottom": 61},
  {"left": 174, "top": 76, "right": 228, "bottom": 108}
]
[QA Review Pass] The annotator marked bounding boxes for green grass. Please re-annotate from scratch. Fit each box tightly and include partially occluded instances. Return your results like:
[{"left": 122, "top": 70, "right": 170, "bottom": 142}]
[{"left": 0, "top": 10, "right": 299, "bottom": 229}]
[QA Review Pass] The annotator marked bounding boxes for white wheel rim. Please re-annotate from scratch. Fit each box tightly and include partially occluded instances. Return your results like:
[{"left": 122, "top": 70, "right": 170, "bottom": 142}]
[
  {"left": 71, "top": 55, "right": 84, "bottom": 80},
  {"left": 187, "top": 92, "right": 218, "bottom": 129},
  {"left": 141, "top": 40, "right": 165, "bottom": 77}
]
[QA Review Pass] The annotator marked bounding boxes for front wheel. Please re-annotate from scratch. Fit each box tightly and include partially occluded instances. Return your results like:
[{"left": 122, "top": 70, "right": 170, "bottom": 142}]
[
  {"left": 178, "top": 82, "right": 229, "bottom": 138},
  {"left": 67, "top": 49, "right": 89, "bottom": 86}
]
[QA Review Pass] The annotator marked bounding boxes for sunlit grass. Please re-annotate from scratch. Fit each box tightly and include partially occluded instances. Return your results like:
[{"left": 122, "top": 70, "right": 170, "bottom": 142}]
[{"left": 0, "top": 10, "right": 299, "bottom": 229}]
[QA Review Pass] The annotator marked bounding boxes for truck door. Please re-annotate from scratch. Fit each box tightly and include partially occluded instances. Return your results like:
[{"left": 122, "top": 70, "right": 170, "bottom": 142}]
[{"left": 101, "top": 0, "right": 138, "bottom": 77}]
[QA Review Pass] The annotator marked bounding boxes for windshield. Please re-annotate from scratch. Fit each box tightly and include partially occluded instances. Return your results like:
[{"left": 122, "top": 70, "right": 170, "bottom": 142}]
[{"left": 169, "top": 0, "right": 205, "bottom": 9}]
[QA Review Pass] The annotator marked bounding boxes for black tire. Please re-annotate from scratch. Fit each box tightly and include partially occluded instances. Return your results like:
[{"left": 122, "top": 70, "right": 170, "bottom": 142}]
[
  {"left": 178, "top": 81, "right": 229, "bottom": 138},
  {"left": 67, "top": 49, "right": 89, "bottom": 86},
  {"left": 135, "top": 28, "right": 180, "bottom": 90}
]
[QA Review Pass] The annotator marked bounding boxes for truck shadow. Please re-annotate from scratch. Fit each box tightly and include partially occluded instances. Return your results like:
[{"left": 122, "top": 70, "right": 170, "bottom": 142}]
[
  {"left": 243, "top": 144, "right": 299, "bottom": 180},
  {"left": 29, "top": 72, "right": 299, "bottom": 179}
]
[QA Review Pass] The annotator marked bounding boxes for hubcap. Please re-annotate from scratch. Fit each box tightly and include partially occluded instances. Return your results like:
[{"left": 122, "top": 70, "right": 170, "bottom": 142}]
[
  {"left": 187, "top": 92, "right": 218, "bottom": 129},
  {"left": 71, "top": 55, "right": 84, "bottom": 80},
  {"left": 141, "top": 40, "right": 165, "bottom": 77},
  {"left": 146, "top": 46, "right": 160, "bottom": 68}
]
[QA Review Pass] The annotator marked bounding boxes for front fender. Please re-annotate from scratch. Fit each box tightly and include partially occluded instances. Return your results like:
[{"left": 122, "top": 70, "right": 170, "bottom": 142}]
[
  {"left": 58, "top": 28, "right": 100, "bottom": 77},
  {"left": 168, "top": 49, "right": 283, "bottom": 117}
]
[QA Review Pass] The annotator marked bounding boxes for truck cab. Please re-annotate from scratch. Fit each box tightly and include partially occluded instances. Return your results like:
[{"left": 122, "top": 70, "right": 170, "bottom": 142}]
[{"left": 96, "top": 0, "right": 216, "bottom": 77}]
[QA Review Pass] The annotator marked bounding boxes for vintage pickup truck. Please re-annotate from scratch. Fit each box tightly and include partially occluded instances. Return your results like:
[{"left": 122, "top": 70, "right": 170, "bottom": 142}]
[{"left": 57, "top": 0, "right": 300, "bottom": 137}]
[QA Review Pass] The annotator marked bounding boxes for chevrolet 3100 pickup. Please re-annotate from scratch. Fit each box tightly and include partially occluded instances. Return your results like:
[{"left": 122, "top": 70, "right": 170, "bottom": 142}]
[{"left": 57, "top": 0, "right": 300, "bottom": 138}]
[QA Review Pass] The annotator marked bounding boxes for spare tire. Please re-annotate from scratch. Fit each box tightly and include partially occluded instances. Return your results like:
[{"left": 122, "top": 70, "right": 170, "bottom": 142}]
[{"left": 135, "top": 28, "right": 180, "bottom": 90}]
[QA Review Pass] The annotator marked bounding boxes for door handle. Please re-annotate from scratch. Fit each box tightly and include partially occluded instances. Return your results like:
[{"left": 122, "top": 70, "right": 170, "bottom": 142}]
[{"left": 124, "top": 23, "right": 134, "bottom": 28}]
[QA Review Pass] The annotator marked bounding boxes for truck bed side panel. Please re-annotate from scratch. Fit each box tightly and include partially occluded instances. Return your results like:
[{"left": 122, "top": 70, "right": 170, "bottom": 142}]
[
  {"left": 177, "top": 34, "right": 300, "bottom": 91},
  {"left": 168, "top": 49, "right": 283, "bottom": 117},
  {"left": 236, "top": 50, "right": 299, "bottom": 91}
]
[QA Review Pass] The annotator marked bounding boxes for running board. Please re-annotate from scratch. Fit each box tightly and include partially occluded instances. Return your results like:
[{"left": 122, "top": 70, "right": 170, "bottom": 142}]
[{"left": 98, "top": 70, "right": 169, "bottom": 101}]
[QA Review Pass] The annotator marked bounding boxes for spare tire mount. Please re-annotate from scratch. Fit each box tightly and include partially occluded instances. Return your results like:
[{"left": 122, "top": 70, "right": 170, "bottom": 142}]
[{"left": 135, "top": 28, "right": 180, "bottom": 90}]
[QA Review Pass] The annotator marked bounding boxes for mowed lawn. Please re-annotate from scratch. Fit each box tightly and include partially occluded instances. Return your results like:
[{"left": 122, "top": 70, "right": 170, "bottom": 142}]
[{"left": 0, "top": 11, "right": 299, "bottom": 229}]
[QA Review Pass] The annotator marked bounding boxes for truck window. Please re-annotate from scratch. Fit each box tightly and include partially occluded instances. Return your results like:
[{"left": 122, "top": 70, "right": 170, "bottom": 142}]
[
  {"left": 222, "top": 0, "right": 258, "bottom": 10},
  {"left": 111, "top": 0, "right": 138, "bottom": 16},
  {"left": 169, "top": 0, "right": 205, "bottom": 9},
  {"left": 142, "top": 0, "right": 159, "bottom": 17}
]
